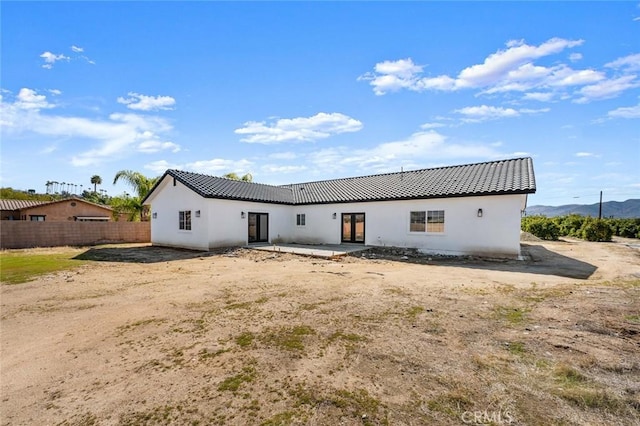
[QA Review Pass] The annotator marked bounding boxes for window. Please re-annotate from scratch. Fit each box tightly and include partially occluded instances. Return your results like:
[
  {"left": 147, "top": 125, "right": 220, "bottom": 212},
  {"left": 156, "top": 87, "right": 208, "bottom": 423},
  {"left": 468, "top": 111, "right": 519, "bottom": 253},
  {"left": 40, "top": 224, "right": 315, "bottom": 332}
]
[
  {"left": 296, "top": 213, "right": 306, "bottom": 226},
  {"left": 410, "top": 211, "right": 425, "bottom": 232},
  {"left": 30, "top": 215, "right": 46, "bottom": 222},
  {"left": 410, "top": 210, "right": 445, "bottom": 232},
  {"left": 427, "top": 210, "right": 445, "bottom": 232},
  {"left": 179, "top": 210, "right": 191, "bottom": 230}
]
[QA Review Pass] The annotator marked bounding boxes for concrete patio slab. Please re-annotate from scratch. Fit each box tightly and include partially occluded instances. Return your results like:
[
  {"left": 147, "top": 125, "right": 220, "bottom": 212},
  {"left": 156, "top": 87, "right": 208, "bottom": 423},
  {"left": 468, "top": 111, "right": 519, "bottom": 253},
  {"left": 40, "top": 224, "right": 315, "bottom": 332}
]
[{"left": 246, "top": 243, "right": 369, "bottom": 259}]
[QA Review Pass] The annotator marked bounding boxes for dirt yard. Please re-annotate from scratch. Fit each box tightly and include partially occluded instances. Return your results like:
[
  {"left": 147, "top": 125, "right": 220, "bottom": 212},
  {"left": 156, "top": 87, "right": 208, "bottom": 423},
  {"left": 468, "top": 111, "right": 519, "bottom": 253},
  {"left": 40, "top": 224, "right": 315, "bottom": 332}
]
[{"left": 1, "top": 238, "right": 639, "bottom": 425}]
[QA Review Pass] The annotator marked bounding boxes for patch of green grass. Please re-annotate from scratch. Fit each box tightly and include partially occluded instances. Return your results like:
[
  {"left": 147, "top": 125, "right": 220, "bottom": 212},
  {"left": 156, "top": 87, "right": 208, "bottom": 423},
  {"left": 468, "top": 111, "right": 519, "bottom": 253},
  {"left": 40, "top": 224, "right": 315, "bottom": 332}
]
[
  {"left": 225, "top": 301, "right": 253, "bottom": 310},
  {"left": 554, "top": 364, "right": 588, "bottom": 385},
  {"left": 506, "top": 341, "right": 526, "bottom": 355},
  {"left": 288, "top": 383, "right": 386, "bottom": 425},
  {"left": 406, "top": 306, "right": 425, "bottom": 320},
  {"left": 329, "top": 331, "right": 368, "bottom": 343},
  {"left": 493, "top": 306, "right": 529, "bottom": 325},
  {"left": 551, "top": 363, "right": 629, "bottom": 413},
  {"left": 0, "top": 250, "right": 86, "bottom": 284},
  {"left": 261, "top": 325, "right": 316, "bottom": 351},
  {"left": 556, "top": 387, "right": 622, "bottom": 410},
  {"left": 625, "top": 314, "right": 640, "bottom": 323},
  {"left": 199, "top": 348, "right": 229, "bottom": 360},
  {"left": 426, "top": 389, "right": 474, "bottom": 419},
  {"left": 260, "top": 411, "right": 296, "bottom": 426},
  {"left": 217, "top": 365, "right": 257, "bottom": 392},
  {"left": 383, "top": 287, "right": 410, "bottom": 296},
  {"left": 235, "top": 331, "right": 255, "bottom": 347}
]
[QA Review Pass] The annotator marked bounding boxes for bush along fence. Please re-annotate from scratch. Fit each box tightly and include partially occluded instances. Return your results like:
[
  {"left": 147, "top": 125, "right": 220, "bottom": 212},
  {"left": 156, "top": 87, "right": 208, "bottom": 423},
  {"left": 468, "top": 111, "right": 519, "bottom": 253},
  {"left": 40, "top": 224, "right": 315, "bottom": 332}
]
[{"left": 521, "top": 214, "right": 640, "bottom": 242}]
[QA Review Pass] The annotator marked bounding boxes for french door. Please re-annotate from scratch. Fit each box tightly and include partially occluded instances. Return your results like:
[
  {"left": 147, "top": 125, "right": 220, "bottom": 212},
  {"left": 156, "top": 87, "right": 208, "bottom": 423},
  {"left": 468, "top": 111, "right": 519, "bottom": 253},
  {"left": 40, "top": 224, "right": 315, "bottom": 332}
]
[
  {"left": 341, "top": 213, "right": 365, "bottom": 243},
  {"left": 248, "top": 213, "right": 269, "bottom": 243}
]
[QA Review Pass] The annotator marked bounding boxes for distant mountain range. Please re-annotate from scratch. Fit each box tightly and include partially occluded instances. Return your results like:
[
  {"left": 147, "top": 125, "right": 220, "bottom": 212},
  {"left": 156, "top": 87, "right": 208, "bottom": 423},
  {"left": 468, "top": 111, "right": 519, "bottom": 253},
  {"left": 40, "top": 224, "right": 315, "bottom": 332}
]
[{"left": 526, "top": 199, "right": 640, "bottom": 218}]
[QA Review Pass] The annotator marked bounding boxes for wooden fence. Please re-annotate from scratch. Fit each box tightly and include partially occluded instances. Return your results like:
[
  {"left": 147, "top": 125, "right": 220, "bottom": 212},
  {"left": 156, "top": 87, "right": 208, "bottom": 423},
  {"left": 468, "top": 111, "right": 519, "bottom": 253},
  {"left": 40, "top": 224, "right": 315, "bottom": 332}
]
[{"left": 0, "top": 221, "right": 150, "bottom": 249}]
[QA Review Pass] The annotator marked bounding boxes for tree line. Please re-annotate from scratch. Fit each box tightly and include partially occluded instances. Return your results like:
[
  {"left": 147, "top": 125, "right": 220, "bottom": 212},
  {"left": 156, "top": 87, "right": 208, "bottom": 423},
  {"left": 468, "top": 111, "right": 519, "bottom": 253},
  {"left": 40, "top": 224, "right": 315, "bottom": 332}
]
[{"left": 522, "top": 214, "right": 640, "bottom": 241}]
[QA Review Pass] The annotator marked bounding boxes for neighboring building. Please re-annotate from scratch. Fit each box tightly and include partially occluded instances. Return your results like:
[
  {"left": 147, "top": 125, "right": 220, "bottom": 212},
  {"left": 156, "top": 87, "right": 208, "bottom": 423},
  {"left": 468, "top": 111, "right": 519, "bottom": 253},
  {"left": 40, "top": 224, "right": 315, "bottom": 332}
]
[
  {"left": 0, "top": 199, "right": 48, "bottom": 220},
  {"left": 142, "top": 157, "right": 536, "bottom": 258},
  {"left": 0, "top": 197, "right": 114, "bottom": 222}
]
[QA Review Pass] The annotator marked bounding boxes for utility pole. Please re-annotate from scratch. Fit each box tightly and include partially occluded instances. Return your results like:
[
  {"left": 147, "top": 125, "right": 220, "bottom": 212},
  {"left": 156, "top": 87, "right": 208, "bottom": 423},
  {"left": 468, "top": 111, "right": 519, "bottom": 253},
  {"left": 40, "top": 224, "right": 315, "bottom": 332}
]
[{"left": 598, "top": 191, "right": 603, "bottom": 220}]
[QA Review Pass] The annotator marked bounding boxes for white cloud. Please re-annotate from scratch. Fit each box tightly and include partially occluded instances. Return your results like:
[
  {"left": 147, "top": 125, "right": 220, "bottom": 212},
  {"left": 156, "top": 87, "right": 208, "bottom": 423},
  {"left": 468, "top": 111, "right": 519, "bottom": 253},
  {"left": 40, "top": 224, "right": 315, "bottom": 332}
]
[
  {"left": 575, "top": 152, "right": 599, "bottom": 158},
  {"left": 261, "top": 165, "right": 308, "bottom": 174},
  {"left": 40, "top": 46, "right": 94, "bottom": 68},
  {"left": 359, "top": 38, "right": 640, "bottom": 104},
  {"left": 48, "top": 89, "right": 62, "bottom": 96},
  {"left": 454, "top": 105, "right": 549, "bottom": 122},
  {"left": 0, "top": 89, "right": 176, "bottom": 166},
  {"left": 455, "top": 105, "right": 519, "bottom": 120},
  {"left": 569, "top": 53, "right": 583, "bottom": 62},
  {"left": 523, "top": 92, "right": 554, "bottom": 102},
  {"left": 137, "top": 140, "right": 181, "bottom": 153},
  {"left": 605, "top": 53, "right": 640, "bottom": 72},
  {"left": 144, "top": 160, "right": 182, "bottom": 174},
  {"left": 308, "top": 130, "right": 503, "bottom": 174},
  {"left": 187, "top": 159, "right": 253, "bottom": 175},
  {"left": 144, "top": 158, "right": 254, "bottom": 176},
  {"left": 40, "top": 51, "right": 69, "bottom": 69},
  {"left": 117, "top": 92, "right": 176, "bottom": 111},
  {"left": 361, "top": 38, "right": 586, "bottom": 96},
  {"left": 357, "top": 58, "right": 426, "bottom": 95},
  {"left": 14, "top": 88, "right": 55, "bottom": 110},
  {"left": 607, "top": 103, "right": 640, "bottom": 118},
  {"left": 420, "top": 122, "right": 446, "bottom": 129},
  {"left": 268, "top": 152, "right": 298, "bottom": 160},
  {"left": 456, "top": 38, "right": 584, "bottom": 88},
  {"left": 235, "top": 112, "right": 363, "bottom": 144},
  {"left": 574, "top": 75, "right": 640, "bottom": 103}
]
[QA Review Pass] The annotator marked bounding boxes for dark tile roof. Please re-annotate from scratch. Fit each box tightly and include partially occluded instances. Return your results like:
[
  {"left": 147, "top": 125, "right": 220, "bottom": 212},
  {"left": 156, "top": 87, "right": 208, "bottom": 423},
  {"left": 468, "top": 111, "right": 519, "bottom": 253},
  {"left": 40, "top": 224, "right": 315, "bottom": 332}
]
[
  {"left": 150, "top": 157, "right": 535, "bottom": 205},
  {"left": 166, "top": 169, "right": 294, "bottom": 204}
]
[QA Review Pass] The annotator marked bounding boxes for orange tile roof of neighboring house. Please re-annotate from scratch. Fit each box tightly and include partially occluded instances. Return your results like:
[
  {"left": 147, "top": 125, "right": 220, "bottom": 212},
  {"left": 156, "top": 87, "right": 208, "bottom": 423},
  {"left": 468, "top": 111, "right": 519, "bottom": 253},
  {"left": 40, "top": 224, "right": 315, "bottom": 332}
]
[
  {"left": 0, "top": 197, "right": 113, "bottom": 211},
  {"left": 0, "top": 199, "right": 50, "bottom": 210}
]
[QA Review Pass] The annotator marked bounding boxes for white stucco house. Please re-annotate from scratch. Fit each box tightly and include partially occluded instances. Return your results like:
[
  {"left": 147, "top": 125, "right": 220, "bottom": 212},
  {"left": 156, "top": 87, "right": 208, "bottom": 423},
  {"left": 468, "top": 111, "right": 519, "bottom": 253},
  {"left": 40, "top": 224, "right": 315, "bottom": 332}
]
[{"left": 142, "top": 157, "right": 536, "bottom": 258}]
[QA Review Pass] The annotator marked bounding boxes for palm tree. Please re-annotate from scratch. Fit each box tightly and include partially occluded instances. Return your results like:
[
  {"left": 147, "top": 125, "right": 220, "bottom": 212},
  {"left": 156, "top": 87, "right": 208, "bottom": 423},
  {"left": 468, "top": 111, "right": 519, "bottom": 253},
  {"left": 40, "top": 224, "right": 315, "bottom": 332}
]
[
  {"left": 91, "top": 175, "right": 102, "bottom": 193},
  {"left": 112, "top": 170, "right": 160, "bottom": 221}
]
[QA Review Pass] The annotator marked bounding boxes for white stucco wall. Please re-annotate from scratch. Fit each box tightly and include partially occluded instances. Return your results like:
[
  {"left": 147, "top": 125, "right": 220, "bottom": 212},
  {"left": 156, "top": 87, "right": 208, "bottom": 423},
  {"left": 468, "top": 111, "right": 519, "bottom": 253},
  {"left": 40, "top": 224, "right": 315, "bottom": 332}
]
[
  {"left": 290, "top": 194, "right": 526, "bottom": 257},
  {"left": 203, "top": 198, "right": 292, "bottom": 248},
  {"left": 146, "top": 176, "right": 293, "bottom": 250},
  {"left": 146, "top": 176, "right": 211, "bottom": 250},
  {"left": 147, "top": 178, "right": 526, "bottom": 257}
]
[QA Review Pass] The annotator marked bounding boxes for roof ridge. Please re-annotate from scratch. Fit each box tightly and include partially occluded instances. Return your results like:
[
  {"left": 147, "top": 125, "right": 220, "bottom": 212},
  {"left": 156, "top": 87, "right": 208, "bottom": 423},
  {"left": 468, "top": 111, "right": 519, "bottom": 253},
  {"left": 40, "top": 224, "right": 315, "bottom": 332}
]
[{"left": 284, "top": 157, "right": 532, "bottom": 187}]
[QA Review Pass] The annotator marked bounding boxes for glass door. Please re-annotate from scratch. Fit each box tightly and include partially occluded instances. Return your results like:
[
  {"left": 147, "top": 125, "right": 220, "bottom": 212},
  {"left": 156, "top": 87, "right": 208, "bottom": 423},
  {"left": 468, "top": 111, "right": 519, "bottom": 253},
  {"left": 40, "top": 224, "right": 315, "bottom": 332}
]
[
  {"left": 341, "top": 213, "right": 365, "bottom": 243},
  {"left": 248, "top": 213, "right": 269, "bottom": 243}
]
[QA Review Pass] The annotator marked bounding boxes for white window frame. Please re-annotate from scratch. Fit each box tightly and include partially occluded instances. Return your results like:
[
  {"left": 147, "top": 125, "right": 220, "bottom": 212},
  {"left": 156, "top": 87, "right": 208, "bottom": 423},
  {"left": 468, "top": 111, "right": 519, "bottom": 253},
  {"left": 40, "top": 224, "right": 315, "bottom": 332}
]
[
  {"left": 179, "top": 210, "right": 192, "bottom": 231},
  {"left": 427, "top": 210, "right": 445, "bottom": 233},
  {"left": 409, "top": 211, "right": 426, "bottom": 232},
  {"left": 409, "top": 210, "right": 445, "bottom": 233},
  {"left": 296, "top": 213, "right": 306, "bottom": 227}
]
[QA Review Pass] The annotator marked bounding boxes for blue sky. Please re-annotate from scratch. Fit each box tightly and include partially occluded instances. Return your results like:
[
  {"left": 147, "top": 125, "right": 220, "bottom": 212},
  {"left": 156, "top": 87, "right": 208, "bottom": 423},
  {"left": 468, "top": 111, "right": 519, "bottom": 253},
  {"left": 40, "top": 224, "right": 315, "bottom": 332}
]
[{"left": 1, "top": 2, "right": 639, "bottom": 207}]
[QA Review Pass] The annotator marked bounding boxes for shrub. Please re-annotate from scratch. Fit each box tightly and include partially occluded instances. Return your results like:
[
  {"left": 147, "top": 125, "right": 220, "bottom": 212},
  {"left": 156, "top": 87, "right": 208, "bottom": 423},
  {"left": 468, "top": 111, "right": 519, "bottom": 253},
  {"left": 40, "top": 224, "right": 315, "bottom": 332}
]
[
  {"left": 580, "top": 218, "right": 613, "bottom": 242},
  {"left": 557, "top": 214, "right": 586, "bottom": 237},
  {"left": 522, "top": 216, "right": 560, "bottom": 240}
]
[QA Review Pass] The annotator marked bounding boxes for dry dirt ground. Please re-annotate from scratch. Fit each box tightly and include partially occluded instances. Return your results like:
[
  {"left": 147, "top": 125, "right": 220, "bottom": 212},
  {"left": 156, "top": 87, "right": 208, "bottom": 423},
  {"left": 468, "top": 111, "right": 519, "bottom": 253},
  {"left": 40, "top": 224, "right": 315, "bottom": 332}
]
[{"left": 1, "top": 238, "right": 639, "bottom": 426}]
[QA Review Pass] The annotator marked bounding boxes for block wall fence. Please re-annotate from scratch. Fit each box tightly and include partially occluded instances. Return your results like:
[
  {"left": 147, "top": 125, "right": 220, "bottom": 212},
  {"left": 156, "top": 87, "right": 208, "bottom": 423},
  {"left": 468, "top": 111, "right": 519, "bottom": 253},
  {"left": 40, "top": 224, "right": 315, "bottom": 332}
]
[{"left": 0, "top": 222, "right": 150, "bottom": 249}]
